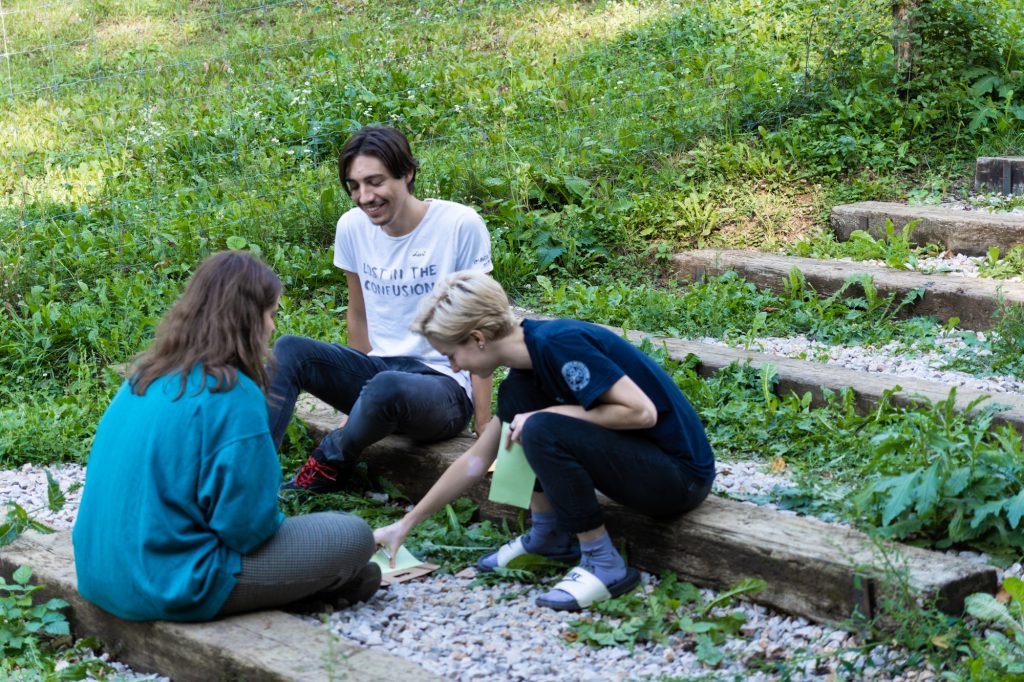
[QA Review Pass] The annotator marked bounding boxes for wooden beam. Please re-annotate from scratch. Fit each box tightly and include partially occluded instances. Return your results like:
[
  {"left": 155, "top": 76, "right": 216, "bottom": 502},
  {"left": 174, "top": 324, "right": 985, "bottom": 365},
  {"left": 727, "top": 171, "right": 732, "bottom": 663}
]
[
  {"left": 831, "top": 201, "right": 1024, "bottom": 256},
  {"left": 298, "top": 406, "right": 997, "bottom": 627},
  {"left": 672, "top": 248, "right": 1024, "bottom": 330},
  {"left": 1, "top": 530, "right": 440, "bottom": 682},
  {"left": 976, "top": 157, "right": 1024, "bottom": 196}
]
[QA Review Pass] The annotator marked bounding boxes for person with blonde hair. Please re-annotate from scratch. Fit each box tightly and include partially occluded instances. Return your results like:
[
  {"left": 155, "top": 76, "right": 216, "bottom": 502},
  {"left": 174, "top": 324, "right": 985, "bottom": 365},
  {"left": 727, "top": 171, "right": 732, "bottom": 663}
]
[
  {"left": 374, "top": 271, "right": 715, "bottom": 611},
  {"left": 73, "top": 251, "right": 380, "bottom": 621}
]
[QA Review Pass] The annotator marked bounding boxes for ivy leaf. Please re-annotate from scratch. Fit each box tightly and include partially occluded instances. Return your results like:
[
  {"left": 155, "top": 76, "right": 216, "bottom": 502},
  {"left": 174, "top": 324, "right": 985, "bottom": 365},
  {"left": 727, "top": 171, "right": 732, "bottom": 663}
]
[
  {"left": 13, "top": 564, "right": 33, "bottom": 585},
  {"left": 43, "top": 620, "right": 70, "bottom": 637}
]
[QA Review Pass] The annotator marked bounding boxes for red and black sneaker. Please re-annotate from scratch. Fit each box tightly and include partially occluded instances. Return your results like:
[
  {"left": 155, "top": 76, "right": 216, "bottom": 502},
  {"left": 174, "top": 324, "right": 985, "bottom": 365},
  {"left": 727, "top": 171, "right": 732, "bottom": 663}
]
[{"left": 280, "top": 449, "right": 344, "bottom": 494}]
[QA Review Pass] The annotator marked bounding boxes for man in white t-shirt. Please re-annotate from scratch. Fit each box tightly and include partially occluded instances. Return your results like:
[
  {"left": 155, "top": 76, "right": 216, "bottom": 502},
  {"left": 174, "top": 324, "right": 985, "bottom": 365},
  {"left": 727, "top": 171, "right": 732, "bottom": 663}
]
[{"left": 269, "top": 126, "right": 493, "bottom": 494}]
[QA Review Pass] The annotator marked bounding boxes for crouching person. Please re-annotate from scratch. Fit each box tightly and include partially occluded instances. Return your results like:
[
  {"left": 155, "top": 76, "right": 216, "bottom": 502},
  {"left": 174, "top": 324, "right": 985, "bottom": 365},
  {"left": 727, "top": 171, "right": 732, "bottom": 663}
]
[
  {"left": 373, "top": 270, "right": 715, "bottom": 611},
  {"left": 73, "top": 251, "right": 379, "bottom": 621}
]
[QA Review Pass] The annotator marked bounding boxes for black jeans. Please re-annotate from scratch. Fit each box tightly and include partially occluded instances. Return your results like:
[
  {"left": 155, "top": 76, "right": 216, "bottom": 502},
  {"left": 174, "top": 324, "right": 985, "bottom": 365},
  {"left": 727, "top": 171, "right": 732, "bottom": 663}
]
[
  {"left": 268, "top": 335, "right": 472, "bottom": 466},
  {"left": 497, "top": 372, "right": 713, "bottom": 534}
]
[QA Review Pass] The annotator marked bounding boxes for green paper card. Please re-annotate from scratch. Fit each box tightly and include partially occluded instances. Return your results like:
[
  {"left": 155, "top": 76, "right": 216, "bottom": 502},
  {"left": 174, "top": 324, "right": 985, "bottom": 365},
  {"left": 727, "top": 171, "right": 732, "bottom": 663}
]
[
  {"left": 488, "top": 422, "right": 536, "bottom": 509},
  {"left": 371, "top": 545, "right": 423, "bottom": 574}
]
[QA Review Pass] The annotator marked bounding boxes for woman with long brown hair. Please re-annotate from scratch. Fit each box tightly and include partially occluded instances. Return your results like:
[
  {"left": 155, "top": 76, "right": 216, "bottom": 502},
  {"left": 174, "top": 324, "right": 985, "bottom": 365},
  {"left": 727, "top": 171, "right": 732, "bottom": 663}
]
[{"left": 73, "top": 251, "right": 379, "bottom": 621}]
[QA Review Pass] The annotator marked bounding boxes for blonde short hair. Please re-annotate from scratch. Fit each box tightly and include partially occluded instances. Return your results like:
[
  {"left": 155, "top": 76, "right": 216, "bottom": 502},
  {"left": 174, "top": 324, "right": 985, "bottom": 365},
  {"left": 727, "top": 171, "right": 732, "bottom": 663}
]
[{"left": 412, "top": 271, "right": 517, "bottom": 344}]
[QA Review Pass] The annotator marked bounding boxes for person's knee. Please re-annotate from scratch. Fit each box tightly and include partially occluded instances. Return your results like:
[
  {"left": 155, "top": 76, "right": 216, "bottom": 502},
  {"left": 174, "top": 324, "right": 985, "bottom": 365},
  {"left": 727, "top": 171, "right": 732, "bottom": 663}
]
[
  {"left": 359, "top": 371, "right": 408, "bottom": 409},
  {"left": 325, "top": 512, "right": 375, "bottom": 562},
  {"left": 519, "top": 412, "right": 562, "bottom": 457},
  {"left": 271, "top": 335, "right": 309, "bottom": 370}
]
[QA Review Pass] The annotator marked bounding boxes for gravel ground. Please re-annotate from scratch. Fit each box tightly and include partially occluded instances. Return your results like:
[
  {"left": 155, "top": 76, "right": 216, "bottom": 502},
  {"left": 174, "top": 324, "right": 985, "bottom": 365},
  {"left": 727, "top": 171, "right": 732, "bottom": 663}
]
[
  {"left": 838, "top": 253, "right": 1024, "bottom": 283},
  {"left": 4, "top": 457, "right": 1020, "bottom": 682},
  {"left": 701, "top": 331, "right": 1024, "bottom": 397},
  {"left": 932, "top": 194, "right": 1024, "bottom": 216}
]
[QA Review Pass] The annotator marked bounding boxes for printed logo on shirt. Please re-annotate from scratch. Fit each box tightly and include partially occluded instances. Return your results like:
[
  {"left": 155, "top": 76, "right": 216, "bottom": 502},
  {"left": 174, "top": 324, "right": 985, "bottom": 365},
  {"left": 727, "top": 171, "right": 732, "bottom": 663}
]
[
  {"left": 561, "top": 361, "right": 590, "bottom": 392},
  {"left": 410, "top": 249, "right": 428, "bottom": 259},
  {"left": 361, "top": 262, "right": 439, "bottom": 297}
]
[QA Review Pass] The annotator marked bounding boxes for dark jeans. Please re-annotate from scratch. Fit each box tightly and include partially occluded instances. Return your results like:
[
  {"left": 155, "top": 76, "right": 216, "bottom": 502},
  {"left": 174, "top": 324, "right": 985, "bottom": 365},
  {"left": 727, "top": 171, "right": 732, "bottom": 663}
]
[
  {"left": 268, "top": 335, "right": 473, "bottom": 467},
  {"left": 497, "top": 372, "right": 713, "bottom": 534}
]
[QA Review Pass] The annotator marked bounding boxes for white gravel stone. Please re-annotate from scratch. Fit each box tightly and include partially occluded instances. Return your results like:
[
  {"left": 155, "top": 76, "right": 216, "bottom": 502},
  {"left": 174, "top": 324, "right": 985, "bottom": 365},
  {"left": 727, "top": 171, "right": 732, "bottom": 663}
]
[{"left": 701, "top": 331, "right": 1024, "bottom": 396}]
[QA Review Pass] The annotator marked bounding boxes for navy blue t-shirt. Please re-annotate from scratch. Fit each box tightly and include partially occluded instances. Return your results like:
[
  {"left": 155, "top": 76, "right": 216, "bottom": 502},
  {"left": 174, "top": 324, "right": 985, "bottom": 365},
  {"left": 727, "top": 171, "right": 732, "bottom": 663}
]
[{"left": 517, "top": 319, "right": 715, "bottom": 482}]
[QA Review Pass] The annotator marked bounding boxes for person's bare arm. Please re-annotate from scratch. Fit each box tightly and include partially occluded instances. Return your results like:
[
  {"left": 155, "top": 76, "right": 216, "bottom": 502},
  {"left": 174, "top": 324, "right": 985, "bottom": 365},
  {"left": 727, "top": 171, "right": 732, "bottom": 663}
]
[
  {"left": 373, "top": 418, "right": 501, "bottom": 562},
  {"left": 344, "top": 271, "right": 371, "bottom": 353},
  {"left": 507, "top": 375, "right": 656, "bottom": 445},
  {"left": 470, "top": 374, "right": 493, "bottom": 436}
]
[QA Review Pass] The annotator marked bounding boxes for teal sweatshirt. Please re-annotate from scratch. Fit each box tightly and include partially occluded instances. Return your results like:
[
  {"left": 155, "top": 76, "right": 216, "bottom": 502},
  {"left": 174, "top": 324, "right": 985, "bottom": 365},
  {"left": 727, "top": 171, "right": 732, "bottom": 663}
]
[{"left": 72, "top": 366, "right": 284, "bottom": 621}]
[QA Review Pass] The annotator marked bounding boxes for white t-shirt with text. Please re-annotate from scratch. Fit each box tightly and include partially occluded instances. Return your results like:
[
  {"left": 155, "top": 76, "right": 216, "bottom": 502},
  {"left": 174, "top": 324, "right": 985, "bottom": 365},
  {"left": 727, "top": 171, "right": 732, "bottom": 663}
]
[{"left": 333, "top": 198, "right": 492, "bottom": 399}]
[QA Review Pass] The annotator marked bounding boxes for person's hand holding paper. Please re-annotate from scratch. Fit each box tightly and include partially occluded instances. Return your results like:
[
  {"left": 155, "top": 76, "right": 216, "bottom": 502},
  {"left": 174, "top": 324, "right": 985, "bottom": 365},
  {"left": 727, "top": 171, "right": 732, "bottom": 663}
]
[
  {"left": 370, "top": 545, "right": 423, "bottom": 574},
  {"left": 488, "top": 421, "right": 537, "bottom": 509},
  {"left": 373, "top": 519, "right": 412, "bottom": 568}
]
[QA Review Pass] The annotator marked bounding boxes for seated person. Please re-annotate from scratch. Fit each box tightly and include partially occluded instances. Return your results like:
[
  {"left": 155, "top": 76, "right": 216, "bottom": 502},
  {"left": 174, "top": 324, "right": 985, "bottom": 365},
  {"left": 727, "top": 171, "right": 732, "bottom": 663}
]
[
  {"left": 374, "top": 270, "right": 715, "bottom": 611},
  {"left": 269, "top": 126, "right": 493, "bottom": 494},
  {"left": 73, "top": 251, "right": 379, "bottom": 621}
]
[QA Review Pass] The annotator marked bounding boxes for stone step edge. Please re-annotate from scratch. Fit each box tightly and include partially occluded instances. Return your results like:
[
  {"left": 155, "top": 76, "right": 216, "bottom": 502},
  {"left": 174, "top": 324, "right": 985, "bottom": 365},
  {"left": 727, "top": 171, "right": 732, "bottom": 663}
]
[
  {"left": 296, "top": 407, "right": 996, "bottom": 627},
  {"left": 0, "top": 532, "right": 441, "bottom": 682},
  {"left": 831, "top": 201, "right": 1024, "bottom": 256},
  {"left": 672, "top": 248, "right": 1024, "bottom": 331}
]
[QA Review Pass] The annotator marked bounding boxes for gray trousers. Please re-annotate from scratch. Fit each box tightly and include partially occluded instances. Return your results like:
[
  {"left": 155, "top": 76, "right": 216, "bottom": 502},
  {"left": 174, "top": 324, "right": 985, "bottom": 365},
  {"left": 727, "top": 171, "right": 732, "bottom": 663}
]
[{"left": 217, "top": 511, "right": 374, "bottom": 616}]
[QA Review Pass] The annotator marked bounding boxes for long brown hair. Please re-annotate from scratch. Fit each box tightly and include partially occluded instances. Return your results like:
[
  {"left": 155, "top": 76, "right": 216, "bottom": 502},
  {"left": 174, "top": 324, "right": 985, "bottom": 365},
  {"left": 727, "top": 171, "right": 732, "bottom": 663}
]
[{"left": 130, "top": 250, "right": 281, "bottom": 398}]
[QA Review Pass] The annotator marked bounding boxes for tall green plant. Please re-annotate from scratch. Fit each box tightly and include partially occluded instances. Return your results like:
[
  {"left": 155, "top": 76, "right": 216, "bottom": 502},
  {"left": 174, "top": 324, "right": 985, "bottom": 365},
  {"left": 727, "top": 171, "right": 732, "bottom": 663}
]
[{"left": 853, "top": 391, "right": 1024, "bottom": 553}]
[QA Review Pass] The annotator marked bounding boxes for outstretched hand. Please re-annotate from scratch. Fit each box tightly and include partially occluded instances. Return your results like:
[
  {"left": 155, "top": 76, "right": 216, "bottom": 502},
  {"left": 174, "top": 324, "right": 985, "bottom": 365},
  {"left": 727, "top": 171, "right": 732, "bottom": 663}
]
[{"left": 373, "top": 520, "right": 410, "bottom": 569}]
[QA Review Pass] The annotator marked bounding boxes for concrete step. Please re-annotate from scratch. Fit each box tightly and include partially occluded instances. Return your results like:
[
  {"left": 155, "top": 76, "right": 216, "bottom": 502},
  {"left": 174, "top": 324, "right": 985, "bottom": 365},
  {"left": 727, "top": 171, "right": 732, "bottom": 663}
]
[
  {"left": 296, "top": 403, "right": 997, "bottom": 627},
  {"left": 672, "top": 248, "right": 1024, "bottom": 330},
  {"left": 0, "top": 530, "right": 440, "bottom": 682},
  {"left": 831, "top": 201, "right": 1024, "bottom": 256},
  {"left": 976, "top": 157, "right": 1024, "bottom": 196}
]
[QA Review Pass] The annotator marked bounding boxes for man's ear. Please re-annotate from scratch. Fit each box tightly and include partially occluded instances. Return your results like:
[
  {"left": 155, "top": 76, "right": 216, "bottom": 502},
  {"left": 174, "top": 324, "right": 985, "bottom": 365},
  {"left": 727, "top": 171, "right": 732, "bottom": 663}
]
[{"left": 469, "top": 330, "right": 486, "bottom": 346}]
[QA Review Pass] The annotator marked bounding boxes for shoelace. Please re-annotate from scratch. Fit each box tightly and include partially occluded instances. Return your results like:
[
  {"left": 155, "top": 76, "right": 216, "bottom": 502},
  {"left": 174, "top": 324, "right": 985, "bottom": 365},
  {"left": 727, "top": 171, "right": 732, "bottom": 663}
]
[{"left": 294, "top": 455, "right": 338, "bottom": 487}]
